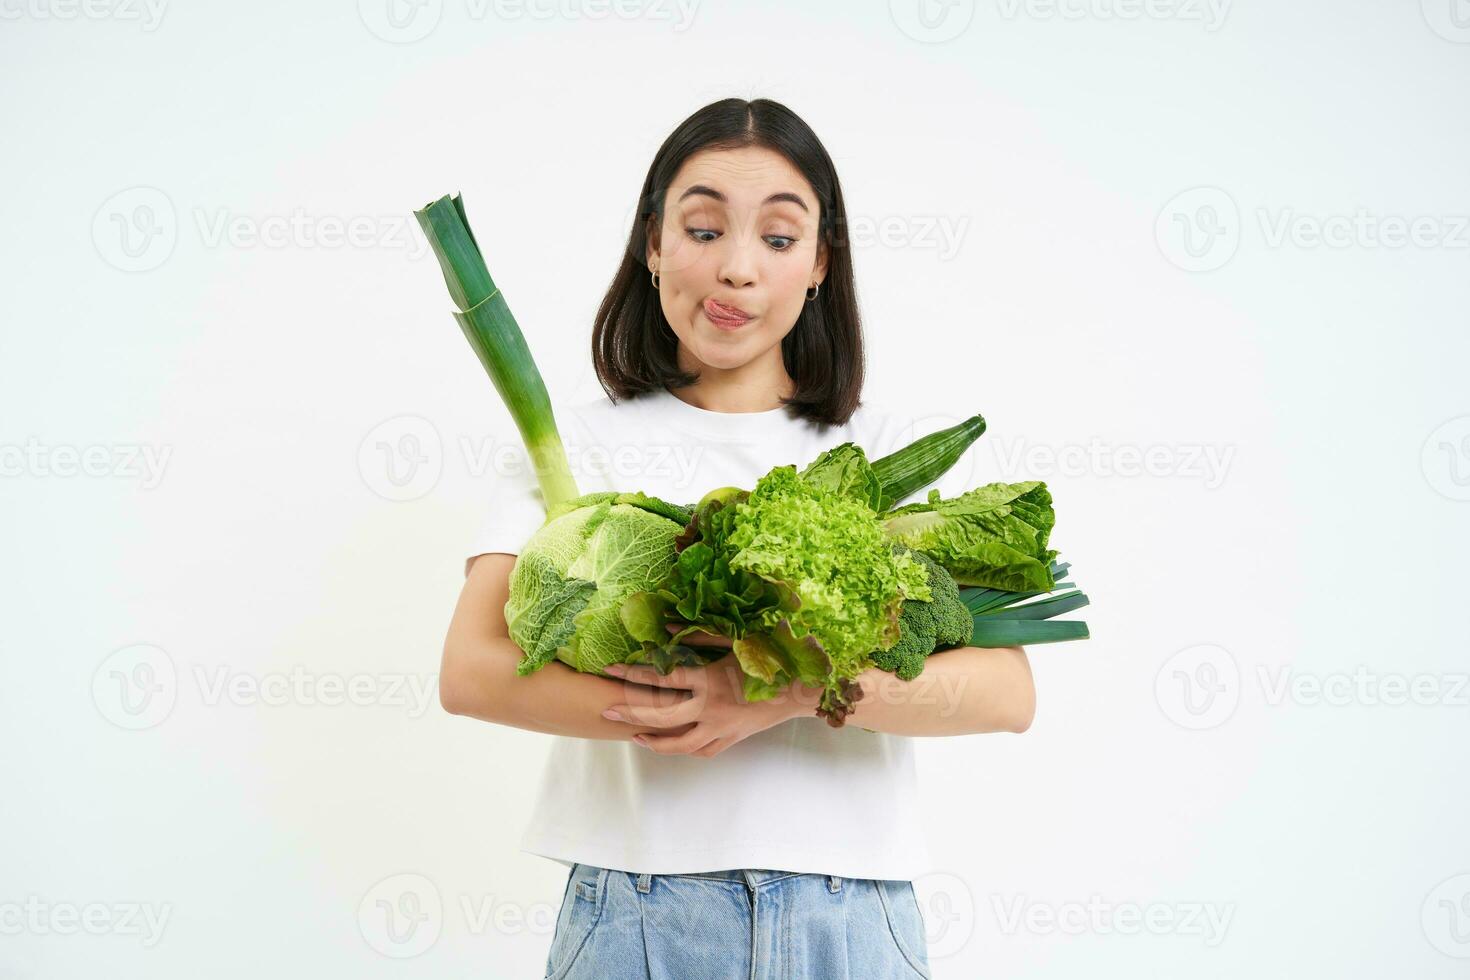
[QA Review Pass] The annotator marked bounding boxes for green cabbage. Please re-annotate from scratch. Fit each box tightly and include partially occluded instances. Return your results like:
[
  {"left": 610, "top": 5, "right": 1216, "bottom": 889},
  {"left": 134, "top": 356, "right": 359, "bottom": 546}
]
[{"left": 506, "top": 491, "right": 690, "bottom": 676}]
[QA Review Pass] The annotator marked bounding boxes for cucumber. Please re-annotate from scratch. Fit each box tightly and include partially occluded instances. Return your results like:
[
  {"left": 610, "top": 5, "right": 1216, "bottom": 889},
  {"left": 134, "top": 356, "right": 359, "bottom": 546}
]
[{"left": 872, "top": 414, "right": 986, "bottom": 511}]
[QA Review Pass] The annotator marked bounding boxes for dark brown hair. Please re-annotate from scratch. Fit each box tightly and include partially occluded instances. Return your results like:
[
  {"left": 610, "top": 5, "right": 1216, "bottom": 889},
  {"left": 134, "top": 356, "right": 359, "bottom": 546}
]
[{"left": 591, "top": 98, "right": 864, "bottom": 429}]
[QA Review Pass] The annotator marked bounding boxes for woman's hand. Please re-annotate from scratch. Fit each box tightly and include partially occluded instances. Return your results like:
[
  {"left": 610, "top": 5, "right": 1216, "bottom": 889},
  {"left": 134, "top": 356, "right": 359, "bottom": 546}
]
[{"left": 599, "top": 625, "right": 809, "bottom": 757}]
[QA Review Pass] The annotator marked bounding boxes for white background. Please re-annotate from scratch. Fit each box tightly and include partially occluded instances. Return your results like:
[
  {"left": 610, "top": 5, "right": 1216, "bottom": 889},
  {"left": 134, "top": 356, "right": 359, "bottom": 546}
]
[{"left": 3, "top": 0, "right": 1468, "bottom": 977}]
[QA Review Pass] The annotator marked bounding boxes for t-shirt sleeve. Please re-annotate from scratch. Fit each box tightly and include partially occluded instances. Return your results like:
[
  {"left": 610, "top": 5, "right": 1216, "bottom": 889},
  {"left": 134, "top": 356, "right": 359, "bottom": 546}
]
[{"left": 464, "top": 455, "right": 550, "bottom": 577}]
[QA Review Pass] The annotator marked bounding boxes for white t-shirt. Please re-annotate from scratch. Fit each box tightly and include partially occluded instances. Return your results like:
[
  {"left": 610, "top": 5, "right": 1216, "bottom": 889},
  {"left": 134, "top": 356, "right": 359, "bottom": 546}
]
[{"left": 465, "top": 386, "right": 937, "bottom": 880}]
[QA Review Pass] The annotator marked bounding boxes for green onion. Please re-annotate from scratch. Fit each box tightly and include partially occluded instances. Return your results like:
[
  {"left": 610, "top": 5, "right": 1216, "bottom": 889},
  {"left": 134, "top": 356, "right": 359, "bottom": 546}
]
[{"left": 414, "top": 193, "right": 579, "bottom": 512}]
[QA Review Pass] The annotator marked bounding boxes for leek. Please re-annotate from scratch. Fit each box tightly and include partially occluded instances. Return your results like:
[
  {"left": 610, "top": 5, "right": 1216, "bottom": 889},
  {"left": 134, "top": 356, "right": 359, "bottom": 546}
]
[
  {"left": 414, "top": 193, "right": 579, "bottom": 512},
  {"left": 960, "top": 561, "right": 1091, "bottom": 646}
]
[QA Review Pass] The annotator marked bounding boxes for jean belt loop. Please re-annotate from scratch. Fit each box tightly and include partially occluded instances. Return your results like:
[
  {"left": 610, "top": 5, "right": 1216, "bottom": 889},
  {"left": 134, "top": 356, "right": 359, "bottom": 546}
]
[
  {"left": 636, "top": 872, "right": 653, "bottom": 894},
  {"left": 828, "top": 874, "right": 842, "bottom": 893}
]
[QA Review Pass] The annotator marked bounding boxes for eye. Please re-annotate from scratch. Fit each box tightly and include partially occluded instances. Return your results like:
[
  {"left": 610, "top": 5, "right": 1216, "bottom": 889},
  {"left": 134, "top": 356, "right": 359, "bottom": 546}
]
[{"left": 684, "top": 228, "right": 798, "bottom": 251}]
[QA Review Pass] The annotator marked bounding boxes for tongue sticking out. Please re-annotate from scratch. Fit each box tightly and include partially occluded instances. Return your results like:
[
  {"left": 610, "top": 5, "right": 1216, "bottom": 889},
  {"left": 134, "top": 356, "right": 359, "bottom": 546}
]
[{"left": 706, "top": 299, "right": 749, "bottom": 320}]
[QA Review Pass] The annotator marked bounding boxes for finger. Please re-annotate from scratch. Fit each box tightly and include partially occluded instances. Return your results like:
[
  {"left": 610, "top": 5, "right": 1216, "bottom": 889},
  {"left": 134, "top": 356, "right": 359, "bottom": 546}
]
[
  {"left": 611, "top": 701, "right": 699, "bottom": 728},
  {"left": 692, "top": 737, "right": 729, "bottom": 758},
  {"left": 631, "top": 720, "right": 697, "bottom": 737},
  {"left": 616, "top": 684, "right": 692, "bottom": 710},
  {"left": 607, "top": 663, "right": 699, "bottom": 690},
  {"left": 635, "top": 726, "right": 718, "bottom": 755}
]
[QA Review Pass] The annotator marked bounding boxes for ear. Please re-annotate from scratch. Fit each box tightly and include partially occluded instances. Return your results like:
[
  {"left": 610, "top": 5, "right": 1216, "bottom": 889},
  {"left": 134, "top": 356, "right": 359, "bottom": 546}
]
[
  {"left": 644, "top": 213, "right": 662, "bottom": 269},
  {"left": 812, "top": 235, "right": 830, "bottom": 286}
]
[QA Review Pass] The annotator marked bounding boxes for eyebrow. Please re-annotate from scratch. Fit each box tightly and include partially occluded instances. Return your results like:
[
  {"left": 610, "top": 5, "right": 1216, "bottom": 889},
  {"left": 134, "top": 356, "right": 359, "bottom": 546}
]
[{"left": 676, "top": 184, "right": 810, "bottom": 213}]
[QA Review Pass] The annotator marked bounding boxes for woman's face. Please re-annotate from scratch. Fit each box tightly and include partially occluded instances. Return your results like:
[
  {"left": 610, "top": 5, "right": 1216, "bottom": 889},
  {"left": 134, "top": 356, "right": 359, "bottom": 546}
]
[{"left": 646, "top": 145, "right": 828, "bottom": 374}]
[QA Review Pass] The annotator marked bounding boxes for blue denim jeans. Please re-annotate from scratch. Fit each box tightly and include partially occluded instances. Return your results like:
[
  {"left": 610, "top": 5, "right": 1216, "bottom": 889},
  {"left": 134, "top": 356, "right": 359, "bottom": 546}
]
[{"left": 543, "top": 863, "right": 931, "bottom": 980}]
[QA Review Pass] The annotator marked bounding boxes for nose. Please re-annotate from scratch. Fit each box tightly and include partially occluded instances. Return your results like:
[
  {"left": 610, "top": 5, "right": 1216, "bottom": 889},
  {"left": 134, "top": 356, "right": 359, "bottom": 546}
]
[{"left": 716, "top": 223, "right": 759, "bottom": 289}]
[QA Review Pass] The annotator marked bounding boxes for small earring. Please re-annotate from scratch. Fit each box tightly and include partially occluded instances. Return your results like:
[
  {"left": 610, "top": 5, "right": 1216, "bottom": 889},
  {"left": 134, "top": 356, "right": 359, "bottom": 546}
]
[
  {"left": 651, "top": 267, "right": 660, "bottom": 290},
  {"left": 805, "top": 281, "right": 819, "bottom": 301}
]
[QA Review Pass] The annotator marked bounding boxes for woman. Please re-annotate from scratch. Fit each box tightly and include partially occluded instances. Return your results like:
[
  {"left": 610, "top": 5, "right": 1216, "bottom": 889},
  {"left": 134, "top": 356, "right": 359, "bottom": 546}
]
[{"left": 439, "top": 97, "right": 1037, "bottom": 980}]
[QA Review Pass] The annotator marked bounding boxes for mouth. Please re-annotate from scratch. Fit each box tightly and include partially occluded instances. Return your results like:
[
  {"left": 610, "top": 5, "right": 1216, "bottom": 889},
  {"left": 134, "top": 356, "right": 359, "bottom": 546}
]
[{"left": 702, "top": 298, "right": 755, "bottom": 329}]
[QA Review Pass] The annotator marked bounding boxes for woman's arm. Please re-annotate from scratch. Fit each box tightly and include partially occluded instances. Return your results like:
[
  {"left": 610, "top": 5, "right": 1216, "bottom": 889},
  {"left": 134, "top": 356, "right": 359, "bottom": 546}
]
[
  {"left": 786, "top": 645, "right": 1037, "bottom": 737},
  {"left": 439, "top": 553, "right": 693, "bottom": 741}
]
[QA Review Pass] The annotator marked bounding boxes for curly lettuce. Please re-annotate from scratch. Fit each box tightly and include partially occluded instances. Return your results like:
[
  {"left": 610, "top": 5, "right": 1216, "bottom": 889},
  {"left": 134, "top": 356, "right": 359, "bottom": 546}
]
[{"left": 621, "top": 458, "right": 930, "bottom": 724}]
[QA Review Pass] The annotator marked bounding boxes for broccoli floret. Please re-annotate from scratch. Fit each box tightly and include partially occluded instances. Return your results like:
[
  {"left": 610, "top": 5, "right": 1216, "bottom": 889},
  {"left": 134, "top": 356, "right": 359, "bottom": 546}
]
[{"left": 871, "top": 549, "right": 974, "bottom": 681}]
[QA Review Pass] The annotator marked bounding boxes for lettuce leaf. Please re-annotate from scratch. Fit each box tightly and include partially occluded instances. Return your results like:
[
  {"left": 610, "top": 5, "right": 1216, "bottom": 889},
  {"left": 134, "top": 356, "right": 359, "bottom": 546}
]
[
  {"left": 880, "top": 483, "right": 1058, "bottom": 592},
  {"left": 620, "top": 463, "right": 931, "bottom": 718}
]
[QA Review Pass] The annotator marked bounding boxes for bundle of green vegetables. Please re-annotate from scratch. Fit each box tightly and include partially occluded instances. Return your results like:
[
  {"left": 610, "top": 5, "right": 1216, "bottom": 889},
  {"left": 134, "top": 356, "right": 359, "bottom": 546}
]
[{"left": 416, "top": 193, "right": 1090, "bottom": 726}]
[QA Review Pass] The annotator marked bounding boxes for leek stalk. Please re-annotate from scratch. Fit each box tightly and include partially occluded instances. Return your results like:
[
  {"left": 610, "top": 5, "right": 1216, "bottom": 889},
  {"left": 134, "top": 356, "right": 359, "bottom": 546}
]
[
  {"left": 414, "top": 193, "right": 579, "bottom": 512},
  {"left": 959, "top": 561, "right": 1091, "bottom": 646}
]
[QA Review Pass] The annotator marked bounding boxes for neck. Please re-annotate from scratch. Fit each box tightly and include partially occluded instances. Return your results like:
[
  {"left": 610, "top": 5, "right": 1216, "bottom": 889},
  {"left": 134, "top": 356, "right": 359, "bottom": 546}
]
[{"left": 670, "top": 344, "right": 795, "bottom": 413}]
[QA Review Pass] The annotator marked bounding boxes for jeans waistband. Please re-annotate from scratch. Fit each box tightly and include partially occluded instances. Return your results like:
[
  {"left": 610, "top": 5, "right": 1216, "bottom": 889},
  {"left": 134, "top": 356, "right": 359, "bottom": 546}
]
[
  {"left": 571, "top": 863, "right": 848, "bottom": 893},
  {"left": 620, "top": 867, "right": 845, "bottom": 894},
  {"left": 673, "top": 869, "right": 804, "bottom": 886}
]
